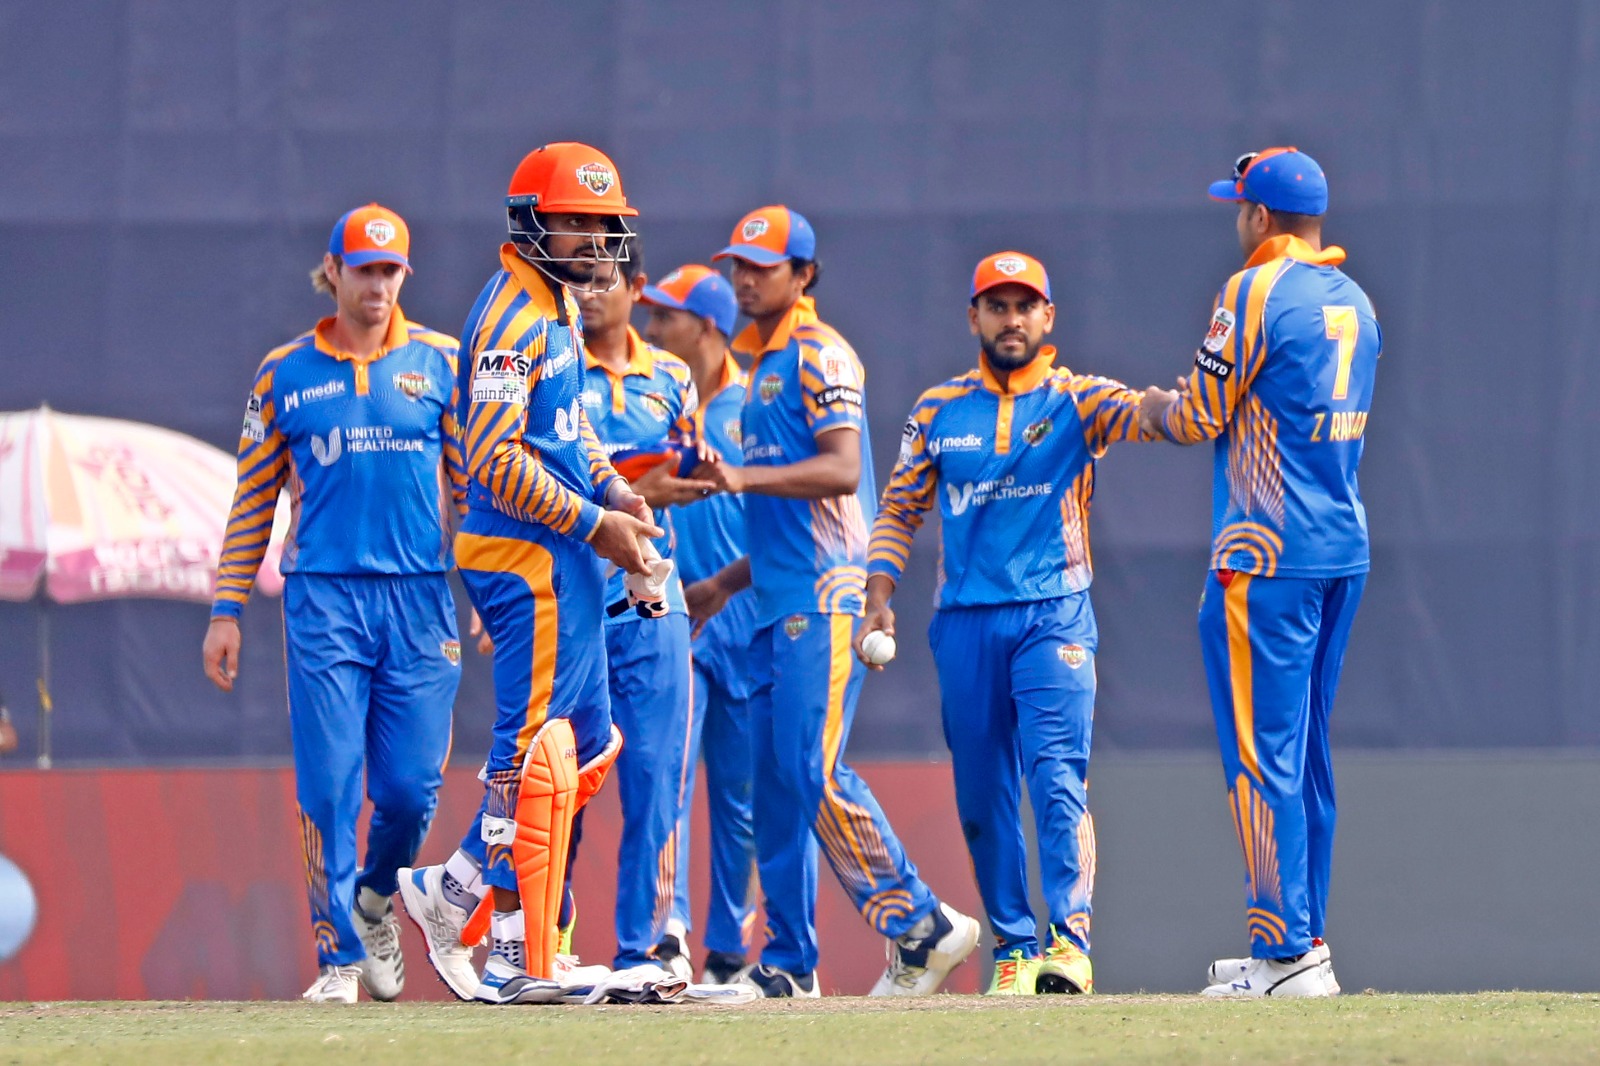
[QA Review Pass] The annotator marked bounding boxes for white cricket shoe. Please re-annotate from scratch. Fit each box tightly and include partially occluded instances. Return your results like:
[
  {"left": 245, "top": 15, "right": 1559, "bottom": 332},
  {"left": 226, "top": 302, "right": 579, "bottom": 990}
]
[
  {"left": 1208, "top": 938, "right": 1339, "bottom": 995},
  {"left": 1201, "top": 953, "right": 1331, "bottom": 998},
  {"left": 302, "top": 964, "right": 360, "bottom": 1004},
  {"left": 475, "top": 953, "right": 565, "bottom": 1005},
  {"left": 351, "top": 890, "right": 404, "bottom": 1001},
  {"left": 396, "top": 865, "right": 480, "bottom": 1001},
  {"left": 868, "top": 902, "right": 980, "bottom": 996}
]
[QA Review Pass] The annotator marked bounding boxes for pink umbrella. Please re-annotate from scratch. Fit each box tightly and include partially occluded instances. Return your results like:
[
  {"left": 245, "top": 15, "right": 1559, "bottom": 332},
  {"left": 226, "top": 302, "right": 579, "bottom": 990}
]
[{"left": 0, "top": 406, "right": 287, "bottom": 765}]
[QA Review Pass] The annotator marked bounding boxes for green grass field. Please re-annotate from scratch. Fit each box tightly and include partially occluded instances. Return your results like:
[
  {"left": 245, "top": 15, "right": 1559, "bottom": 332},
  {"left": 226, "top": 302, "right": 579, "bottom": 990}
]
[{"left": 4, "top": 994, "right": 1598, "bottom": 1065}]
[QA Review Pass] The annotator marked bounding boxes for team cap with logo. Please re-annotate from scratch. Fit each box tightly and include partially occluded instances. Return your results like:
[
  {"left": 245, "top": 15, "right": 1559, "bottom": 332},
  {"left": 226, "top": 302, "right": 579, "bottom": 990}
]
[
  {"left": 1208, "top": 147, "right": 1328, "bottom": 216},
  {"left": 971, "top": 251, "right": 1051, "bottom": 303},
  {"left": 329, "top": 204, "right": 411, "bottom": 271},
  {"left": 712, "top": 205, "right": 816, "bottom": 266},
  {"left": 640, "top": 264, "right": 738, "bottom": 337},
  {"left": 506, "top": 142, "right": 638, "bottom": 217}
]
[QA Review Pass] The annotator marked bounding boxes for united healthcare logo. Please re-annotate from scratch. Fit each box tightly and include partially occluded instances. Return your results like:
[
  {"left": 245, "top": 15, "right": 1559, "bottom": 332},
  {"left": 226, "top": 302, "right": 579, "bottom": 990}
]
[
  {"left": 553, "top": 399, "right": 582, "bottom": 442},
  {"left": 945, "top": 475, "right": 1054, "bottom": 516},
  {"left": 311, "top": 426, "right": 341, "bottom": 466}
]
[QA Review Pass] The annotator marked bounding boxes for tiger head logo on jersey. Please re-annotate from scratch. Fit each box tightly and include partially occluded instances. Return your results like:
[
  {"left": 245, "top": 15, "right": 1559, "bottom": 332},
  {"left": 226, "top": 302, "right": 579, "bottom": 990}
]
[
  {"left": 759, "top": 374, "right": 784, "bottom": 403},
  {"left": 393, "top": 371, "right": 428, "bottom": 400},
  {"left": 575, "top": 162, "right": 615, "bottom": 196}
]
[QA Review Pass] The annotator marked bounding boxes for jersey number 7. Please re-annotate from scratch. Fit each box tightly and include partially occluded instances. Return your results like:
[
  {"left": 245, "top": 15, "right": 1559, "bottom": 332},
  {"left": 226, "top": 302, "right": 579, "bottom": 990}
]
[{"left": 1322, "top": 306, "right": 1359, "bottom": 401}]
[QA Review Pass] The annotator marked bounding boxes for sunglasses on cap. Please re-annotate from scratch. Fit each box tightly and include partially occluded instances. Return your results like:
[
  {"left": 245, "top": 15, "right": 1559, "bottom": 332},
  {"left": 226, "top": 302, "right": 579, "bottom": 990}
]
[{"left": 1232, "top": 152, "right": 1258, "bottom": 181}]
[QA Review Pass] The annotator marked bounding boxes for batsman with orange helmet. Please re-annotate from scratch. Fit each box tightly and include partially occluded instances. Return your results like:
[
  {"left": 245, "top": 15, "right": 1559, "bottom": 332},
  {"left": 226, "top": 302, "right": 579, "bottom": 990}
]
[
  {"left": 396, "top": 143, "right": 660, "bottom": 1005},
  {"left": 687, "top": 206, "right": 979, "bottom": 997},
  {"left": 204, "top": 204, "right": 466, "bottom": 1004},
  {"left": 1140, "top": 148, "right": 1380, "bottom": 998},
  {"left": 864, "top": 252, "right": 1155, "bottom": 997}
]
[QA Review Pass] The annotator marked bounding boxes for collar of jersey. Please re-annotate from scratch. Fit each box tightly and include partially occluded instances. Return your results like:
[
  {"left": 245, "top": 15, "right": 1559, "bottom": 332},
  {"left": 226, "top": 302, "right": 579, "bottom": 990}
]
[
  {"left": 980, "top": 345, "right": 1057, "bottom": 395},
  {"left": 313, "top": 307, "right": 410, "bottom": 363},
  {"left": 711, "top": 350, "right": 746, "bottom": 394},
  {"left": 585, "top": 325, "right": 655, "bottom": 378},
  {"left": 1245, "top": 234, "right": 1346, "bottom": 270},
  {"left": 732, "top": 295, "right": 818, "bottom": 358},
  {"left": 498, "top": 242, "right": 577, "bottom": 321}
]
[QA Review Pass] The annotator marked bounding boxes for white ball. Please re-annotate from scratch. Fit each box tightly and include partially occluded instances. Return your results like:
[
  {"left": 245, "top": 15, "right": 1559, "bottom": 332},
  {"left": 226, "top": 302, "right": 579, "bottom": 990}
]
[{"left": 861, "top": 630, "right": 897, "bottom": 665}]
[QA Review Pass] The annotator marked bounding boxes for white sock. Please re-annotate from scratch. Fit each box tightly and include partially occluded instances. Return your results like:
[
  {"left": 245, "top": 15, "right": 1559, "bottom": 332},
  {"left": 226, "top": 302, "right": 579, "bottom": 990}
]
[
  {"left": 355, "top": 886, "right": 390, "bottom": 919},
  {"left": 442, "top": 850, "right": 485, "bottom": 911},
  {"left": 490, "top": 909, "right": 526, "bottom": 971}
]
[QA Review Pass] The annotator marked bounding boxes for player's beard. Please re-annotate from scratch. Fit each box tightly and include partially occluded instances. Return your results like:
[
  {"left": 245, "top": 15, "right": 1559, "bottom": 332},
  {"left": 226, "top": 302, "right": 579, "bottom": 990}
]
[{"left": 980, "top": 330, "right": 1041, "bottom": 371}]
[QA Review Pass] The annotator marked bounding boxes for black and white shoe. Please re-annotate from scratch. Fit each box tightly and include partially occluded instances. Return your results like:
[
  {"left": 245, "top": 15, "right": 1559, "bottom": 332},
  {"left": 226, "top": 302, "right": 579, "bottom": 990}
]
[
  {"left": 700, "top": 949, "right": 747, "bottom": 985},
  {"left": 737, "top": 963, "right": 820, "bottom": 999}
]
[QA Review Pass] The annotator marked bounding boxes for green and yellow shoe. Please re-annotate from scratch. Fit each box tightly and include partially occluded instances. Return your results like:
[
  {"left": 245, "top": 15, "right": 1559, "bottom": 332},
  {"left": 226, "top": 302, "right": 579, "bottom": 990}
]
[
  {"left": 984, "top": 949, "right": 1041, "bottom": 996},
  {"left": 1036, "top": 930, "right": 1093, "bottom": 994}
]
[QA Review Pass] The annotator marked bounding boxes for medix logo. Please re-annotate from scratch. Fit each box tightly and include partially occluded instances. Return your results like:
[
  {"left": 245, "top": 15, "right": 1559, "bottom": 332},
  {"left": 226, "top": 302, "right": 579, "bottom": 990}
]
[{"left": 929, "top": 433, "right": 982, "bottom": 457}]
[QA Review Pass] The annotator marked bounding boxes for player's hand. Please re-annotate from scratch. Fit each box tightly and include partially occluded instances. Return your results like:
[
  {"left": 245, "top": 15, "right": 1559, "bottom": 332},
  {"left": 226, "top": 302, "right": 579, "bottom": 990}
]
[
  {"left": 605, "top": 480, "right": 654, "bottom": 524},
  {"left": 1139, "top": 385, "right": 1180, "bottom": 436},
  {"left": 684, "top": 576, "right": 732, "bottom": 638},
  {"left": 468, "top": 609, "right": 494, "bottom": 656},
  {"left": 203, "top": 617, "right": 242, "bottom": 693},
  {"left": 631, "top": 458, "right": 721, "bottom": 508},
  {"left": 690, "top": 459, "right": 747, "bottom": 495},
  {"left": 589, "top": 510, "right": 664, "bottom": 575},
  {"left": 856, "top": 591, "right": 897, "bottom": 671}
]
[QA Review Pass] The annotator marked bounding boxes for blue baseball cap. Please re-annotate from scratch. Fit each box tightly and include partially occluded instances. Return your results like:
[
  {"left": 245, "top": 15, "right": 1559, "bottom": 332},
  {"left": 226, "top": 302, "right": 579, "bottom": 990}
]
[
  {"left": 712, "top": 205, "right": 816, "bottom": 266},
  {"left": 1208, "top": 147, "right": 1328, "bottom": 216},
  {"left": 640, "top": 264, "right": 738, "bottom": 337},
  {"left": 328, "top": 203, "right": 412, "bottom": 270}
]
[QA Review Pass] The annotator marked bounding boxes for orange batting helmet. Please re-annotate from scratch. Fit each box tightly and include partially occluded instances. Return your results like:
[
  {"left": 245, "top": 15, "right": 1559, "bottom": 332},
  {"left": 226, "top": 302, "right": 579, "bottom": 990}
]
[{"left": 506, "top": 142, "right": 638, "bottom": 292}]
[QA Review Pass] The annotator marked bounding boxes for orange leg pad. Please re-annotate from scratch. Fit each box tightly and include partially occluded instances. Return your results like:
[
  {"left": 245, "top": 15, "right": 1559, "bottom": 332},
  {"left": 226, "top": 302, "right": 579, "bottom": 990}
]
[
  {"left": 512, "top": 717, "right": 580, "bottom": 979},
  {"left": 576, "top": 724, "right": 624, "bottom": 810}
]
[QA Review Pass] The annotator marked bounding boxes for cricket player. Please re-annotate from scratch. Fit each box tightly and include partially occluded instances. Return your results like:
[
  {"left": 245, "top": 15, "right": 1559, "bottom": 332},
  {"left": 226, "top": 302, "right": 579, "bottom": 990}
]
[
  {"left": 571, "top": 250, "right": 708, "bottom": 972},
  {"left": 395, "top": 143, "right": 661, "bottom": 1004},
  {"left": 204, "top": 204, "right": 465, "bottom": 1004},
  {"left": 687, "top": 206, "right": 979, "bottom": 998},
  {"left": 863, "top": 252, "right": 1153, "bottom": 997},
  {"left": 1139, "top": 148, "right": 1380, "bottom": 998},
  {"left": 640, "top": 264, "right": 760, "bottom": 984}
]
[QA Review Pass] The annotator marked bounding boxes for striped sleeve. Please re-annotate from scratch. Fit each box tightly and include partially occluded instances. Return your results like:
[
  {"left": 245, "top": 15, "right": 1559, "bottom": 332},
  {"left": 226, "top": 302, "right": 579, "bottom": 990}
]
[
  {"left": 462, "top": 323, "right": 604, "bottom": 540},
  {"left": 866, "top": 393, "right": 942, "bottom": 585},
  {"left": 798, "top": 331, "right": 865, "bottom": 436},
  {"left": 1070, "top": 373, "right": 1155, "bottom": 455},
  {"left": 211, "top": 352, "right": 292, "bottom": 618},
  {"left": 1161, "top": 264, "right": 1286, "bottom": 444}
]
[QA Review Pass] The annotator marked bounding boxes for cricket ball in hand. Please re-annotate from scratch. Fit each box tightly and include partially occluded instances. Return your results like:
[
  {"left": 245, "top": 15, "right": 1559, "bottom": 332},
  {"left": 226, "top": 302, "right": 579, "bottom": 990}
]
[{"left": 861, "top": 630, "right": 896, "bottom": 665}]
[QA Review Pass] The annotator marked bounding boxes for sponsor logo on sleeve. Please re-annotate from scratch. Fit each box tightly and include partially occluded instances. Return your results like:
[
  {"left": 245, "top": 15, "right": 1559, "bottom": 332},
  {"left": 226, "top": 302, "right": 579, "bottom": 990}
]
[
  {"left": 242, "top": 395, "right": 266, "bottom": 443},
  {"left": 816, "top": 385, "right": 862, "bottom": 407},
  {"left": 1196, "top": 307, "right": 1236, "bottom": 378},
  {"left": 899, "top": 419, "right": 920, "bottom": 464},
  {"left": 471, "top": 349, "right": 530, "bottom": 405}
]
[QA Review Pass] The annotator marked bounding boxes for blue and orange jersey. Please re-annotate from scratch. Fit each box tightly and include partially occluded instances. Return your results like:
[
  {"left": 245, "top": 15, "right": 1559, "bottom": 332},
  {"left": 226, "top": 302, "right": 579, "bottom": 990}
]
[
  {"left": 212, "top": 310, "right": 465, "bottom": 618},
  {"left": 735, "top": 296, "right": 875, "bottom": 623},
  {"left": 456, "top": 244, "right": 621, "bottom": 541},
  {"left": 672, "top": 352, "right": 748, "bottom": 586},
  {"left": 868, "top": 348, "right": 1148, "bottom": 608},
  {"left": 581, "top": 326, "right": 696, "bottom": 620},
  {"left": 1159, "top": 234, "right": 1381, "bottom": 577}
]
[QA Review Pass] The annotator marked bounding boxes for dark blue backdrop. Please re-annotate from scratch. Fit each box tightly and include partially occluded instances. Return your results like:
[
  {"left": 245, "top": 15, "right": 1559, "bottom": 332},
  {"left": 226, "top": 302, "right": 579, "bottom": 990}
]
[{"left": 3, "top": 0, "right": 1598, "bottom": 762}]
